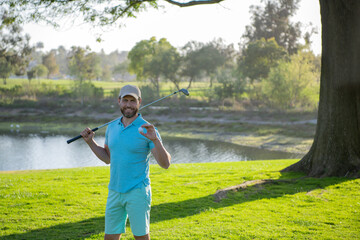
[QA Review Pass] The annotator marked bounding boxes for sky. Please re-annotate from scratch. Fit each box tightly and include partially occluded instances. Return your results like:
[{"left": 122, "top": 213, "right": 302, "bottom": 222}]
[{"left": 23, "top": 0, "right": 321, "bottom": 55}]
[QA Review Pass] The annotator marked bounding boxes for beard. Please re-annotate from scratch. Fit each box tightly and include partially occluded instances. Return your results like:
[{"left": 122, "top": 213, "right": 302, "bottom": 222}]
[{"left": 121, "top": 106, "right": 138, "bottom": 118}]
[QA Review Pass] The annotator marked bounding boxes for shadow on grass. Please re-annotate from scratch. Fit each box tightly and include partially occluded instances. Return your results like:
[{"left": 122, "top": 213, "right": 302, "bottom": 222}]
[
  {"left": 0, "top": 217, "right": 105, "bottom": 240},
  {"left": 150, "top": 174, "right": 350, "bottom": 223},
  {"left": 1, "top": 174, "right": 351, "bottom": 240}
]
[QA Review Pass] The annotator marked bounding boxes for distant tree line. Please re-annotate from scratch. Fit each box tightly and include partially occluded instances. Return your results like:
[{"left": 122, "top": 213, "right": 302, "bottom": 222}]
[
  {"left": 0, "top": 0, "right": 320, "bottom": 110},
  {"left": 26, "top": 45, "right": 131, "bottom": 82}
]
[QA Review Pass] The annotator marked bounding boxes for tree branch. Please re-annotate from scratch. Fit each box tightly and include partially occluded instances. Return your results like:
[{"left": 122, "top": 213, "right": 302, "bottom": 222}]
[
  {"left": 109, "top": 0, "right": 155, "bottom": 24},
  {"left": 163, "top": 0, "right": 224, "bottom": 7}
]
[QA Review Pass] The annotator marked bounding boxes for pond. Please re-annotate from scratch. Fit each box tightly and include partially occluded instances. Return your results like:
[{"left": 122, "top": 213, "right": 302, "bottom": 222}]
[{"left": 0, "top": 134, "right": 302, "bottom": 171}]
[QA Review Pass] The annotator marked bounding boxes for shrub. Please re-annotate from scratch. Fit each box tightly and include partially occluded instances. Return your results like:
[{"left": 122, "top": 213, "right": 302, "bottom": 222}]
[{"left": 262, "top": 51, "right": 320, "bottom": 110}]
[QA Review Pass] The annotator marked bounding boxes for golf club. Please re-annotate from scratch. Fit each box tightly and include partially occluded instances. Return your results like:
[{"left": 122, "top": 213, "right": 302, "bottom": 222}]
[{"left": 66, "top": 88, "right": 189, "bottom": 144}]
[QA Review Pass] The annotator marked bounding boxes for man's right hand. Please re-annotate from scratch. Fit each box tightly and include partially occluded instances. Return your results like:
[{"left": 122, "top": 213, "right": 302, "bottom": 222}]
[
  {"left": 80, "top": 127, "right": 95, "bottom": 143},
  {"left": 80, "top": 127, "right": 110, "bottom": 164}
]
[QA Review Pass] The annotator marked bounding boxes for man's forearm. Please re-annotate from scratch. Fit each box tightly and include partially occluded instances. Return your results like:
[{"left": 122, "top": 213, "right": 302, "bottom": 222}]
[
  {"left": 87, "top": 140, "right": 110, "bottom": 164},
  {"left": 152, "top": 139, "right": 171, "bottom": 169}
]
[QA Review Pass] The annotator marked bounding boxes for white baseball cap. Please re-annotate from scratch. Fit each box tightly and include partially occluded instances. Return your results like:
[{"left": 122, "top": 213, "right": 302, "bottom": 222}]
[{"left": 119, "top": 85, "right": 141, "bottom": 99}]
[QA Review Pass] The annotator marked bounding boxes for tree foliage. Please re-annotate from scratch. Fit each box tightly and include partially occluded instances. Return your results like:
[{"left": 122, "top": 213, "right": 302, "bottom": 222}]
[
  {"left": 214, "top": 67, "right": 246, "bottom": 105},
  {"left": 181, "top": 39, "right": 233, "bottom": 88},
  {"left": 1, "top": 0, "right": 159, "bottom": 29},
  {"left": 262, "top": 50, "right": 320, "bottom": 110},
  {"left": 68, "top": 46, "right": 101, "bottom": 82},
  {"left": 181, "top": 41, "right": 205, "bottom": 89},
  {"left": 113, "top": 59, "right": 134, "bottom": 81},
  {"left": 0, "top": 57, "right": 13, "bottom": 85},
  {"left": 243, "top": 0, "right": 303, "bottom": 55},
  {"left": 68, "top": 46, "right": 102, "bottom": 104},
  {"left": 0, "top": 12, "right": 33, "bottom": 84},
  {"left": 33, "top": 64, "right": 49, "bottom": 78},
  {"left": 238, "top": 38, "right": 287, "bottom": 83},
  {"left": 54, "top": 46, "right": 69, "bottom": 77},
  {"left": 128, "top": 37, "right": 180, "bottom": 95},
  {"left": 1, "top": 0, "right": 224, "bottom": 29},
  {"left": 42, "top": 51, "right": 59, "bottom": 79}
]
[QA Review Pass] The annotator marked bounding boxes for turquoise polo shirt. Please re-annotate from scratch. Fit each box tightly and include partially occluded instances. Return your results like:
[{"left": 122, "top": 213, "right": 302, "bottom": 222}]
[{"left": 105, "top": 114, "right": 160, "bottom": 193}]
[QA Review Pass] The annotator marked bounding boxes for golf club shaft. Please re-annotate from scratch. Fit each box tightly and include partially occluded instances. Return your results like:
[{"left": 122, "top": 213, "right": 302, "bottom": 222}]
[
  {"left": 139, "top": 91, "right": 177, "bottom": 110},
  {"left": 66, "top": 90, "right": 181, "bottom": 144}
]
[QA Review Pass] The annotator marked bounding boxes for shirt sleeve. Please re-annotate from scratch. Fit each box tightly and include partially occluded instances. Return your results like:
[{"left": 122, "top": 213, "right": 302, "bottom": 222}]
[
  {"left": 149, "top": 128, "right": 162, "bottom": 150},
  {"left": 105, "top": 126, "right": 109, "bottom": 146}
]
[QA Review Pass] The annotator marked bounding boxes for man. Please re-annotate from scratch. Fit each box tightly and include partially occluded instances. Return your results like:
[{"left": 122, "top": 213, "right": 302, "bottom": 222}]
[{"left": 80, "top": 85, "right": 171, "bottom": 240}]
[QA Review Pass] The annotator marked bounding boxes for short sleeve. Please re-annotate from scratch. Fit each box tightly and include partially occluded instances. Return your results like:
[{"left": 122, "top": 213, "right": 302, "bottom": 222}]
[{"left": 105, "top": 126, "right": 109, "bottom": 146}]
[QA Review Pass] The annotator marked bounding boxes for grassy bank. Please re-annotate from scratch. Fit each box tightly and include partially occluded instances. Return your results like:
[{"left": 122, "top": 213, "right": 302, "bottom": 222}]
[{"left": 1, "top": 160, "right": 359, "bottom": 239}]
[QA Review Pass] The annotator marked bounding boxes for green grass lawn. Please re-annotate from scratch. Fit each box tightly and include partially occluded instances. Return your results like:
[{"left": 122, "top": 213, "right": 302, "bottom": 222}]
[{"left": 1, "top": 160, "right": 359, "bottom": 239}]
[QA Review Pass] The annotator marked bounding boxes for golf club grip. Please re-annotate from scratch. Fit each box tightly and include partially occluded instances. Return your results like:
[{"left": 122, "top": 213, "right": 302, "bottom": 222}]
[{"left": 66, "top": 127, "right": 99, "bottom": 144}]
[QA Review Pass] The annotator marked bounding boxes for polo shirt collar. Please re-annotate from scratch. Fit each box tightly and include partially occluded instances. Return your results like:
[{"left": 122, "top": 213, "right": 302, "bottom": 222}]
[{"left": 118, "top": 113, "right": 143, "bottom": 127}]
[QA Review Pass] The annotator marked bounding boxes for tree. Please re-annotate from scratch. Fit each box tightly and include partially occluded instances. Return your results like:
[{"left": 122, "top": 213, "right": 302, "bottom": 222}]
[
  {"left": 55, "top": 46, "right": 69, "bottom": 77},
  {"left": 29, "top": 42, "right": 45, "bottom": 69},
  {"left": 243, "top": 0, "right": 302, "bottom": 55},
  {"left": 42, "top": 51, "right": 59, "bottom": 78},
  {"left": 197, "top": 41, "right": 228, "bottom": 87},
  {"left": 182, "top": 39, "right": 231, "bottom": 89},
  {"left": 28, "top": 64, "right": 48, "bottom": 81},
  {"left": 214, "top": 67, "right": 246, "bottom": 106},
  {"left": 68, "top": 46, "right": 102, "bottom": 104},
  {"left": 0, "top": 11, "right": 33, "bottom": 84},
  {"left": 101, "top": 65, "right": 112, "bottom": 81},
  {"left": 4, "top": 0, "right": 360, "bottom": 177},
  {"left": 128, "top": 37, "right": 180, "bottom": 96},
  {"left": 262, "top": 51, "right": 320, "bottom": 110},
  {"left": 128, "top": 38, "right": 154, "bottom": 82},
  {"left": 1, "top": 0, "right": 223, "bottom": 29},
  {"left": 68, "top": 46, "right": 99, "bottom": 82},
  {"left": 238, "top": 38, "right": 287, "bottom": 83},
  {"left": 113, "top": 60, "right": 133, "bottom": 81},
  {"left": 283, "top": 0, "right": 360, "bottom": 177},
  {"left": 181, "top": 41, "right": 204, "bottom": 89},
  {"left": 0, "top": 58, "right": 13, "bottom": 85},
  {"left": 150, "top": 38, "right": 181, "bottom": 90},
  {"left": 86, "top": 52, "right": 102, "bottom": 80},
  {"left": 26, "top": 68, "right": 36, "bottom": 83}
]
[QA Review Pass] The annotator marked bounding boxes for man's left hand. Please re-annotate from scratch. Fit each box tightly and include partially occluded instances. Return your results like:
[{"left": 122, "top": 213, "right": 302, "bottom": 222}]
[{"left": 140, "top": 124, "right": 158, "bottom": 141}]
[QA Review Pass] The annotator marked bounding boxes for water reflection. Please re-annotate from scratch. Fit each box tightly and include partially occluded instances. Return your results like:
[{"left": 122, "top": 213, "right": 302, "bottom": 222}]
[
  {"left": 0, "top": 134, "right": 301, "bottom": 171},
  {"left": 165, "top": 137, "right": 300, "bottom": 163}
]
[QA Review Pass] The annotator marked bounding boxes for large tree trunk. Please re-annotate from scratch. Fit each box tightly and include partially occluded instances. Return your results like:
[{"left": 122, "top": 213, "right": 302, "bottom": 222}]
[{"left": 283, "top": 0, "right": 360, "bottom": 177}]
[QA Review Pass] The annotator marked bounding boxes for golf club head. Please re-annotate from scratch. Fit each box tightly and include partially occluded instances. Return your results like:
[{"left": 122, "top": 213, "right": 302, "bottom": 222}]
[{"left": 179, "top": 88, "right": 189, "bottom": 96}]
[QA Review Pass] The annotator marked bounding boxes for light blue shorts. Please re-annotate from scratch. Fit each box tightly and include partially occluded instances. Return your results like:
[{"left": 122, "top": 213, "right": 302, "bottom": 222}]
[{"left": 105, "top": 183, "right": 151, "bottom": 236}]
